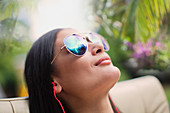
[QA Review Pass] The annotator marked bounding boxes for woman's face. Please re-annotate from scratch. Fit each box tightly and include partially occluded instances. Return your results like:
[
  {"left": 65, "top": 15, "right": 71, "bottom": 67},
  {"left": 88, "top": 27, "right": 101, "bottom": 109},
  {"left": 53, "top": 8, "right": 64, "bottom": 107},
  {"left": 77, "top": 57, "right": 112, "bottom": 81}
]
[{"left": 52, "top": 29, "right": 120, "bottom": 99}]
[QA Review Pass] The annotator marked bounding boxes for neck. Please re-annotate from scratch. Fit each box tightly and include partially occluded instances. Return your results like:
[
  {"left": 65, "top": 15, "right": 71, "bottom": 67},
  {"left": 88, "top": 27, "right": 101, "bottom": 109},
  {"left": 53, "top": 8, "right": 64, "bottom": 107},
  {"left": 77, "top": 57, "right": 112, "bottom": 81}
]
[{"left": 61, "top": 94, "right": 114, "bottom": 113}]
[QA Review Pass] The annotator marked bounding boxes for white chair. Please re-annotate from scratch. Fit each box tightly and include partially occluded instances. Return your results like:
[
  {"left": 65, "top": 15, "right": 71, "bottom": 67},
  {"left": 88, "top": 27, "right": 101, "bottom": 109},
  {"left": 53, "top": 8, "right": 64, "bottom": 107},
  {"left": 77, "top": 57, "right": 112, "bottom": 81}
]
[{"left": 0, "top": 75, "right": 169, "bottom": 113}]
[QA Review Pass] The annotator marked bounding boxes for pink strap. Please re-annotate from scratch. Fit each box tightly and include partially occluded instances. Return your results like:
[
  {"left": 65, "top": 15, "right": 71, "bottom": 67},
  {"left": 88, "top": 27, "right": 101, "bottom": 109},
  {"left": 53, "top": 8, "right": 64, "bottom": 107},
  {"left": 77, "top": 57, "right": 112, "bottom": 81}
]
[
  {"left": 52, "top": 82, "right": 65, "bottom": 113},
  {"left": 109, "top": 95, "right": 119, "bottom": 113}
]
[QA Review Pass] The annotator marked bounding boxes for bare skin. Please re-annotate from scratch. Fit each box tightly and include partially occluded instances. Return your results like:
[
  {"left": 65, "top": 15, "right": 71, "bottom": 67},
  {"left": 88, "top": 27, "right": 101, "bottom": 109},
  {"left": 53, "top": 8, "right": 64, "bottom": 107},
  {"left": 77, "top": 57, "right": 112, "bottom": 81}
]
[{"left": 51, "top": 28, "right": 121, "bottom": 113}]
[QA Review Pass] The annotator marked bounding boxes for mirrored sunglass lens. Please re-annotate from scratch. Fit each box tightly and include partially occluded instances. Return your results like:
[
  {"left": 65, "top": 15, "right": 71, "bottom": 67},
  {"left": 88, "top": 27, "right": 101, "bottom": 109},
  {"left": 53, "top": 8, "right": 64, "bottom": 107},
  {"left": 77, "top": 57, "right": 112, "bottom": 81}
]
[
  {"left": 102, "top": 40, "right": 109, "bottom": 51},
  {"left": 88, "top": 33, "right": 109, "bottom": 51},
  {"left": 64, "top": 35, "right": 87, "bottom": 55},
  {"left": 88, "top": 33, "right": 102, "bottom": 44}
]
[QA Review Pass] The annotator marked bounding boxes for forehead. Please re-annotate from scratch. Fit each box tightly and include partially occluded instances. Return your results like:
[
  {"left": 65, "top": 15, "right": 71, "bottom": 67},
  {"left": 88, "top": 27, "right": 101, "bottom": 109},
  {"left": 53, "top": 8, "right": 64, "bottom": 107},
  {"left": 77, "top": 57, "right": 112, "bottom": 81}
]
[{"left": 54, "top": 29, "right": 80, "bottom": 50}]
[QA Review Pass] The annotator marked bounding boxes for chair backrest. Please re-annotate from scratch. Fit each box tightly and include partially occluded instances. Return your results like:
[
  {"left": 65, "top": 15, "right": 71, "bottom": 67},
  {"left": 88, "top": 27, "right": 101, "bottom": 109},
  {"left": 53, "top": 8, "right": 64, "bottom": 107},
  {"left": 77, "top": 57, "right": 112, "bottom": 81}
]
[
  {"left": 0, "top": 75, "right": 169, "bottom": 113},
  {"left": 109, "top": 75, "right": 170, "bottom": 113}
]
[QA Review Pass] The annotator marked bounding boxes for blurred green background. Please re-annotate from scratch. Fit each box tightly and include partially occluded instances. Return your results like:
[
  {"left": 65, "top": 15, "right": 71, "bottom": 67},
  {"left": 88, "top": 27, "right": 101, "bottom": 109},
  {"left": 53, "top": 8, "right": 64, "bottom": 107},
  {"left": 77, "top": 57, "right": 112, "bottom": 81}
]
[
  {"left": 0, "top": 0, "right": 169, "bottom": 104},
  {"left": 93, "top": 0, "right": 170, "bottom": 102}
]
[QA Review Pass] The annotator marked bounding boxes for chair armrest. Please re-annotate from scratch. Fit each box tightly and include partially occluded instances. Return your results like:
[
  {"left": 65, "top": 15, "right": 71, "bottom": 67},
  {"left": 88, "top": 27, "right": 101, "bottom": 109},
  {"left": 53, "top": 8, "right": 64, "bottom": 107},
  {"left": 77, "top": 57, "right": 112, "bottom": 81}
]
[{"left": 0, "top": 97, "right": 29, "bottom": 113}]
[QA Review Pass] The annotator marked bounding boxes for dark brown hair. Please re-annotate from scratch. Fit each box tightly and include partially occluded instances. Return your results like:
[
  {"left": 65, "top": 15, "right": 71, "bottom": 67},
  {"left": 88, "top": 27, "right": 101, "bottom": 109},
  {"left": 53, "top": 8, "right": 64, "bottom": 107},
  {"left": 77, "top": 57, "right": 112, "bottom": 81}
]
[{"left": 24, "top": 29, "right": 64, "bottom": 113}]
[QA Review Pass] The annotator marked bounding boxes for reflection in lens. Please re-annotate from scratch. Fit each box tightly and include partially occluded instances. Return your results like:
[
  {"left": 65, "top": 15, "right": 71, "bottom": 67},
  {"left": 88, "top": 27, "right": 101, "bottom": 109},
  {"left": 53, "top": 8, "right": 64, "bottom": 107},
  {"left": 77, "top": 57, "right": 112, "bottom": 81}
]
[
  {"left": 69, "top": 44, "right": 87, "bottom": 55},
  {"left": 88, "top": 33, "right": 102, "bottom": 44},
  {"left": 64, "top": 35, "right": 87, "bottom": 55},
  {"left": 88, "top": 33, "right": 110, "bottom": 51}
]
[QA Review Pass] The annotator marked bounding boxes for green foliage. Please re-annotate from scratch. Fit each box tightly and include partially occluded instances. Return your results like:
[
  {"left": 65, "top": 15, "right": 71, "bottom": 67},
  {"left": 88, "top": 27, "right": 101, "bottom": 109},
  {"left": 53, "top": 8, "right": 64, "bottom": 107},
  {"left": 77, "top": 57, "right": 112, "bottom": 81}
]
[
  {"left": 122, "top": 0, "right": 139, "bottom": 43},
  {"left": 153, "top": 38, "right": 170, "bottom": 71},
  {"left": 0, "top": 0, "right": 19, "bottom": 21},
  {"left": 93, "top": 0, "right": 170, "bottom": 72},
  {"left": 93, "top": 0, "right": 170, "bottom": 42},
  {"left": 135, "top": 0, "right": 170, "bottom": 42},
  {"left": 164, "top": 85, "right": 170, "bottom": 102},
  {"left": 0, "top": 0, "right": 37, "bottom": 21},
  {"left": 0, "top": 38, "right": 31, "bottom": 56},
  {"left": 0, "top": 0, "right": 35, "bottom": 97},
  {"left": 0, "top": 38, "right": 32, "bottom": 97},
  {"left": 0, "top": 54, "right": 18, "bottom": 97}
]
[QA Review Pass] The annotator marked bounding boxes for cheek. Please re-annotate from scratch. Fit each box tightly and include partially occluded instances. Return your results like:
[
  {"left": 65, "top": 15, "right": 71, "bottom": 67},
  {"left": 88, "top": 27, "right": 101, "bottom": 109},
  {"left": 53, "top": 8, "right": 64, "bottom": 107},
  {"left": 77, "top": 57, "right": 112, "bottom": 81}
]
[
  {"left": 59, "top": 58, "right": 92, "bottom": 76},
  {"left": 56, "top": 57, "right": 93, "bottom": 90}
]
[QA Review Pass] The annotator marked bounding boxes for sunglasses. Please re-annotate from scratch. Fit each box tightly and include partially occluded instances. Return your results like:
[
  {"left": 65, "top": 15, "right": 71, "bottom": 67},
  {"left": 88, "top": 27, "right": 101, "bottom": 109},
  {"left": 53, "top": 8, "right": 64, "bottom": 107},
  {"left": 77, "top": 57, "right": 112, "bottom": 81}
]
[{"left": 51, "top": 33, "right": 110, "bottom": 64}]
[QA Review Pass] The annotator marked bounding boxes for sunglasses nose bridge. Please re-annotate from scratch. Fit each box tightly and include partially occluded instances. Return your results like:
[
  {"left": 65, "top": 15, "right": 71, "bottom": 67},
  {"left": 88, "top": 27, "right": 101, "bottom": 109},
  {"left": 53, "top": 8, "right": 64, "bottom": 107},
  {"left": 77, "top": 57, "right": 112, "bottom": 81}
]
[{"left": 82, "top": 36, "right": 92, "bottom": 43}]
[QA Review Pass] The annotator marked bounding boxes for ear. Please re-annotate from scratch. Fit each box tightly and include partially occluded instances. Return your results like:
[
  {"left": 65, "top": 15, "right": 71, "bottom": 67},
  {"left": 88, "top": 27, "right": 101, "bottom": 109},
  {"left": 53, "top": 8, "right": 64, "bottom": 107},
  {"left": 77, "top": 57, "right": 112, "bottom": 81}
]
[
  {"left": 51, "top": 74, "right": 62, "bottom": 94},
  {"left": 53, "top": 82, "right": 62, "bottom": 94}
]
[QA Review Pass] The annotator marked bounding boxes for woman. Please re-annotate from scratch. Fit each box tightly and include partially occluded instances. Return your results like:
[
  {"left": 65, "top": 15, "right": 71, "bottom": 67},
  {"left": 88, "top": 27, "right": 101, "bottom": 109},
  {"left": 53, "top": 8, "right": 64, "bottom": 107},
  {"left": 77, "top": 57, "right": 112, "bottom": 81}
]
[{"left": 24, "top": 28, "right": 121, "bottom": 113}]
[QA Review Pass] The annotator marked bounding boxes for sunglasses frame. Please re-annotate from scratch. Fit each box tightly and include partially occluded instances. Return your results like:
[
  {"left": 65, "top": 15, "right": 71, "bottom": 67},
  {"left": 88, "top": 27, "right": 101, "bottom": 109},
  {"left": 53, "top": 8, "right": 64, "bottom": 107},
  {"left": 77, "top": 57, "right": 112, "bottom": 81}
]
[{"left": 51, "top": 33, "right": 109, "bottom": 64}]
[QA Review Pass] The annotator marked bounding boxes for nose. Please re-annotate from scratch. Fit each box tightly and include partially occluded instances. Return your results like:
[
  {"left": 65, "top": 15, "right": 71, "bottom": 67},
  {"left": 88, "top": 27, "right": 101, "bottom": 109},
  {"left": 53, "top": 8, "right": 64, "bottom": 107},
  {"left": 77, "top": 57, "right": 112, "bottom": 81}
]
[{"left": 88, "top": 43, "right": 105, "bottom": 55}]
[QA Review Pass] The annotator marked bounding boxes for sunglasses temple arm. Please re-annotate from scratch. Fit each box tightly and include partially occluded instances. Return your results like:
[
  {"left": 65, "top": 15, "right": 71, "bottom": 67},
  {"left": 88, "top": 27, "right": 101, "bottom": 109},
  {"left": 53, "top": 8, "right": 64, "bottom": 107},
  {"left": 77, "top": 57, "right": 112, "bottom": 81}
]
[{"left": 51, "top": 45, "right": 65, "bottom": 64}]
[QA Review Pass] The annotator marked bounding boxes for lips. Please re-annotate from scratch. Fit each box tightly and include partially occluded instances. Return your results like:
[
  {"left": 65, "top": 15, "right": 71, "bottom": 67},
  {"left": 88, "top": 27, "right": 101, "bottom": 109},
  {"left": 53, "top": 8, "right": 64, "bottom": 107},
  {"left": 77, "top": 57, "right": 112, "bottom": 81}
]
[{"left": 95, "top": 56, "right": 111, "bottom": 66}]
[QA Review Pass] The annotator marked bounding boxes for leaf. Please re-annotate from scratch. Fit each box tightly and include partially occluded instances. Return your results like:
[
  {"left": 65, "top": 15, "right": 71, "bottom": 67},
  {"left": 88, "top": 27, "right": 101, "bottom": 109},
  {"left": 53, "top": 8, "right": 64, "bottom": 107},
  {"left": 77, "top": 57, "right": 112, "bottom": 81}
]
[{"left": 121, "top": 0, "right": 139, "bottom": 43}]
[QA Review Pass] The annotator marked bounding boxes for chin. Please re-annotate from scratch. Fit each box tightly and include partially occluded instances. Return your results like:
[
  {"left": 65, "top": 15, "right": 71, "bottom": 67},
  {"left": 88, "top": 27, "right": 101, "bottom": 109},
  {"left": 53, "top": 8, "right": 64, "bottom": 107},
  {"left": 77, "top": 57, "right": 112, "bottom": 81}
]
[
  {"left": 110, "top": 66, "right": 121, "bottom": 85},
  {"left": 89, "top": 65, "right": 121, "bottom": 96},
  {"left": 104, "top": 65, "right": 121, "bottom": 87},
  {"left": 96, "top": 64, "right": 120, "bottom": 89}
]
